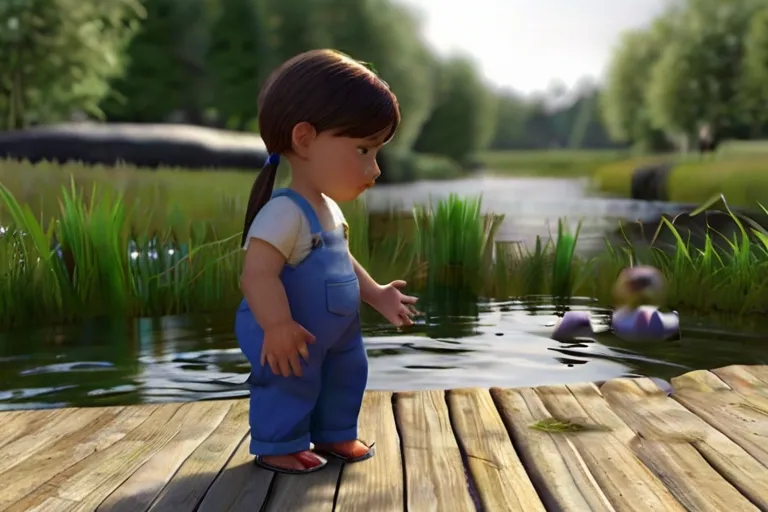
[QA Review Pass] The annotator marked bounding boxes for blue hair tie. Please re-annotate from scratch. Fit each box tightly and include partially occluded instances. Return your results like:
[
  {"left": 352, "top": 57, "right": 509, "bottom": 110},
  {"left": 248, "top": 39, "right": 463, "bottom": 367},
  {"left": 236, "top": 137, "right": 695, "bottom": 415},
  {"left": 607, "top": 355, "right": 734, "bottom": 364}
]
[{"left": 266, "top": 153, "right": 280, "bottom": 166}]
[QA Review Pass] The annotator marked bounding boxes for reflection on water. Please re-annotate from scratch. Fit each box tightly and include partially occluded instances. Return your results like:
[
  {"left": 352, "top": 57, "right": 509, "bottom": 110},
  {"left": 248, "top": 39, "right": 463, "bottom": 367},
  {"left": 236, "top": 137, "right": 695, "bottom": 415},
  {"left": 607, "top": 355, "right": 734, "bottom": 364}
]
[{"left": 2, "top": 295, "right": 768, "bottom": 411}]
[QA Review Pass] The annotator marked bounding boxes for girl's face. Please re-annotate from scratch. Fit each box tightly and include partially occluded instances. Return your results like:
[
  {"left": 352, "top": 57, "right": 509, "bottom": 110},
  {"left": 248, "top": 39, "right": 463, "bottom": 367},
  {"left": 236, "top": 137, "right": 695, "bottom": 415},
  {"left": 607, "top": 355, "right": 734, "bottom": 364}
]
[{"left": 308, "top": 128, "right": 389, "bottom": 202}]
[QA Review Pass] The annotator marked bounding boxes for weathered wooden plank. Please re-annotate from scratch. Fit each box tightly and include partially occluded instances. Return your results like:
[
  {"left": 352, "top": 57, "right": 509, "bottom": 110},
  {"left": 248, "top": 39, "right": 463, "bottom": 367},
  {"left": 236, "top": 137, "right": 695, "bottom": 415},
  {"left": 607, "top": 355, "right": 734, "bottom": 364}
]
[
  {"left": 395, "top": 389, "right": 474, "bottom": 512},
  {"left": 672, "top": 370, "right": 768, "bottom": 468},
  {"left": 535, "top": 383, "right": 685, "bottom": 511},
  {"left": 3, "top": 365, "right": 768, "bottom": 512},
  {"left": 447, "top": 388, "right": 544, "bottom": 511},
  {"left": 334, "top": 391, "right": 403, "bottom": 512},
  {"left": 0, "top": 409, "right": 64, "bottom": 450},
  {"left": 0, "top": 407, "right": 108, "bottom": 476},
  {"left": 97, "top": 401, "right": 232, "bottom": 511},
  {"left": 26, "top": 496, "right": 79, "bottom": 511},
  {"left": 491, "top": 387, "right": 614, "bottom": 511},
  {"left": 601, "top": 377, "right": 764, "bottom": 511},
  {"left": 264, "top": 459, "right": 343, "bottom": 511},
  {"left": 743, "top": 365, "right": 768, "bottom": 386},
  {"left": 149, "top": 400, "right": 250, "bottom": 512},
  {"left": 712, "top": 365, "right": 768, "bottom": 395},
  {"left": 5, "top": 403, "right": 186, "bottom": 512},
  {"left": 0, "top": 405, "right": 156, "bottom": 509},
  {"left": 196, "top": 433, "right": 273, "bottom": 512}
]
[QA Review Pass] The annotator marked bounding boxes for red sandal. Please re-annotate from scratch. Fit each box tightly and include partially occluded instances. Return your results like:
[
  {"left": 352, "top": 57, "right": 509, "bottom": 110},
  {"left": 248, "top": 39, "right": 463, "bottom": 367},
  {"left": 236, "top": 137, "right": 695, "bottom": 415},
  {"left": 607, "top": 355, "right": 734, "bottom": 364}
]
[
  {"left": 314, "top": 441, "right": 376, "bottom": 463},
  {"left": 254, "top": 451, "right": 328, "bottom": 474}
]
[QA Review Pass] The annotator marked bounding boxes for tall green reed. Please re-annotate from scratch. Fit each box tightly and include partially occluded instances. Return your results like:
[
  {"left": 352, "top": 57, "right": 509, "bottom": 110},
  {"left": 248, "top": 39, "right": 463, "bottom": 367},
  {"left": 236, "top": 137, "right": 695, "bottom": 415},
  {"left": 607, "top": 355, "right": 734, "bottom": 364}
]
[{"left": 412, "top": 194, "right": 503, "bottom": 290}]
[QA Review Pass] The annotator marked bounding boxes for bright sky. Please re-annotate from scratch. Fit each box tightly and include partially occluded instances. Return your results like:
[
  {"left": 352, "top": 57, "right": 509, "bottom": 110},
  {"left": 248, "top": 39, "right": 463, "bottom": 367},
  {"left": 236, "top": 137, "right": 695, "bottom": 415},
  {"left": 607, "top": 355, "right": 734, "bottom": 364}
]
[{"left": 399, "top": 0, "right": 670, "bottom": 95}]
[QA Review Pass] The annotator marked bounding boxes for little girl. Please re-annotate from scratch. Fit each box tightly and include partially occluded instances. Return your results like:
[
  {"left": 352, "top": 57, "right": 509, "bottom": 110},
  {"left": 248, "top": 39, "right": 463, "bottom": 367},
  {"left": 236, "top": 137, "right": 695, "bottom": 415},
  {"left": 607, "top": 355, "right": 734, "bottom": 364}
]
[{"left": 235, "top": 49, "right": 419, "bottom": 475}]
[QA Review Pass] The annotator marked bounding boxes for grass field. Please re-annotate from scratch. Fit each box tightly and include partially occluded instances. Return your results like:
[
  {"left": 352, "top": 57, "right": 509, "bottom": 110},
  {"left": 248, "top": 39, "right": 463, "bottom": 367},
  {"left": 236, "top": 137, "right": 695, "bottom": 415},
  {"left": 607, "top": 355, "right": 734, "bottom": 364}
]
[
  {"left": 0, "top": 159, "right": 260, "bottom": 237},
  {"left": 592, "top": 140, "right": 768, "bottom": 207},
  {"left": 476, "top": 149, "right": 630, "bottom": 177},
  {"left": 3, "top": 158, "right": 768, "bottom": 331}
]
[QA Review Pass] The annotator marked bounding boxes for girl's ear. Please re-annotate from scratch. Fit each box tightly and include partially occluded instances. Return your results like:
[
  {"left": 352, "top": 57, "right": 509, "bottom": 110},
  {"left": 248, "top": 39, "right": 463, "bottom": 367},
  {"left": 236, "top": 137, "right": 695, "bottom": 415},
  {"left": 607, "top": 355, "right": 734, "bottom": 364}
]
[{"left": 291, "top": 122, "right": 317, "bottom": 159}]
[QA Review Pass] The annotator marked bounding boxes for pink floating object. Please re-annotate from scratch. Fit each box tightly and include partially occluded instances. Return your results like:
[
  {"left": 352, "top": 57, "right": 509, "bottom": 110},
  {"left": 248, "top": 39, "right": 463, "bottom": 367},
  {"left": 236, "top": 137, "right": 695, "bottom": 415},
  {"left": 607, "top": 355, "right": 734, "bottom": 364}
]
[
  {"left": 551, "top": 311, "right": 595, "bottom": 342},
  {"left": 611, "top": 305, "right": 680, "bottom": 342},
  {"left": 550, "top": 306, "right": 680, "bottom": 343}
]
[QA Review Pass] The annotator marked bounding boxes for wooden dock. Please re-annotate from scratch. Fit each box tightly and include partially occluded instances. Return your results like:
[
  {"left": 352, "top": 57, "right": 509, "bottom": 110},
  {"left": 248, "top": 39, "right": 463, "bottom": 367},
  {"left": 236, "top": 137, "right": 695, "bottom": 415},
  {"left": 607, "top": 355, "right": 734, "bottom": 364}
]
[{"left": 2, "top": 365, "right": 768, "bottom": 511}]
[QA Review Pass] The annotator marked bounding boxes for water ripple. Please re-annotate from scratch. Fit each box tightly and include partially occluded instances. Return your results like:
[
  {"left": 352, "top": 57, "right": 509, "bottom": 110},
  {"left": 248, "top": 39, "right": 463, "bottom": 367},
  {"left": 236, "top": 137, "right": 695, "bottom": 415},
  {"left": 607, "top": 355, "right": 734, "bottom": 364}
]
[{"left": 0, "top": 299, "right": 767, "bottom": 409}]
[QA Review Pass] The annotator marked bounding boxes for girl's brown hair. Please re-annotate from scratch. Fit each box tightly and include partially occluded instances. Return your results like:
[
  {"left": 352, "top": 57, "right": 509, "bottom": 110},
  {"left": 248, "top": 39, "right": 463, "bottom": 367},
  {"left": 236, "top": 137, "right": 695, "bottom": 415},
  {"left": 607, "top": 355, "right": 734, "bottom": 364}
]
[{"left": 241, "top": 49, "right": 401, "bottom": 246}]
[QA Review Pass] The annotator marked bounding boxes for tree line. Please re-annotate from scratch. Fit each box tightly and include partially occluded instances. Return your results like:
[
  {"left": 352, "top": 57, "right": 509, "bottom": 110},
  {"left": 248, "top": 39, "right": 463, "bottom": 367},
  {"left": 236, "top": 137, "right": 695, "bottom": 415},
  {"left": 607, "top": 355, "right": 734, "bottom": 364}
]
[
  {"left": 601, "top": 0, "right": 768, "bottom": 151},
  {"left": 2, "top": 0, "right": 767, "bottom": 173}
]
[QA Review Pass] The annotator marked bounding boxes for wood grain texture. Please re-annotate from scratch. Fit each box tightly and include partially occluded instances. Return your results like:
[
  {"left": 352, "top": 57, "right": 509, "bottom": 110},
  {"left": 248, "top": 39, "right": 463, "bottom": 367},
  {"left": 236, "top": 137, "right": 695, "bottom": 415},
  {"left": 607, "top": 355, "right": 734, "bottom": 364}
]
[
  {"left": 98, "top": 401, "right": 232, "bottom": 511},
  {"left": 1, "top": 365, "right": 768, "bottom": 511},
  {"left": 491, "top": 387, "right": 615, "bottom": 511},
  {"left": 6, "top": 403, "right": 186, "bottom": 512},
  {"left": 601, "top": 377, "right": 764, "bottom": 511},
  {"left": 0, "top": 405, "right": 156, "bottom": 509},
  {"left": 196, "top": 434, "right": 273, "bottom": 512},
  {"left": 535, "top": 383, "right": 685, "bottom": 511},
  {"left": 334, "top": 391, "right": 403, "bottom": 512},
  {"left": 672, "top": 370, "right": 768, "bottom": 468},
  {"left": 448, "top": 388, "right": 544, "bottom": 511},
  {"left": 149, "top": 400, "right": 250, "bottom": 512},
  {"left": 395, "top": 389, "right": 475, "bottom": 512}
]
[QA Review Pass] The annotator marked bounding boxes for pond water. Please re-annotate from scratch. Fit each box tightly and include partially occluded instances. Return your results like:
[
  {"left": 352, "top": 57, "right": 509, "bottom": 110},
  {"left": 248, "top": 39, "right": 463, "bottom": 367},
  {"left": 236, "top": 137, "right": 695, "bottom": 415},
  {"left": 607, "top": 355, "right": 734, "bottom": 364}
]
[
  {"left": 2, "top": 176, "right": 760, "bottom": 411},
  {"left": 2, "top": 297, "right": 767, "bottom": 411}
]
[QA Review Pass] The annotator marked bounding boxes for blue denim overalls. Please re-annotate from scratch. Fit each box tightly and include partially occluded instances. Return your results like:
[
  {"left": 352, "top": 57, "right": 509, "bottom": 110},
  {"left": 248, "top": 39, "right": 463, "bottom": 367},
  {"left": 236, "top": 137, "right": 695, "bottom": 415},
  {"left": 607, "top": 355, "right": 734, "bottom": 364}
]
[{"left": 235, "top": 188, "right": 368, "bottom": 456}]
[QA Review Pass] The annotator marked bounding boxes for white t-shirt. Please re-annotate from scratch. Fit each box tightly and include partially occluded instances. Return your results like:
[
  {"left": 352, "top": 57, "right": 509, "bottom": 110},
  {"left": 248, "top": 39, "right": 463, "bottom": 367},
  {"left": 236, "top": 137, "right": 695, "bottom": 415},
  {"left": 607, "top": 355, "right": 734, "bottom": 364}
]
[{"left": 242, "top": 195, "right": 348, "bottom": 266}]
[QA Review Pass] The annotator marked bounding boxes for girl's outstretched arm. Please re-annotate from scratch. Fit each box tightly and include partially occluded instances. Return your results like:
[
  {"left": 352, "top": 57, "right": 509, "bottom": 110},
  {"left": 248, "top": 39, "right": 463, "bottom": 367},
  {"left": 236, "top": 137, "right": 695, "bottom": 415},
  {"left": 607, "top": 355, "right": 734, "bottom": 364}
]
[
  {"left": 351, "top": 252, "right": 418, "bottom": 326},
  {"left": 350, "top": 253, "right": 383, "bottom": 305}
]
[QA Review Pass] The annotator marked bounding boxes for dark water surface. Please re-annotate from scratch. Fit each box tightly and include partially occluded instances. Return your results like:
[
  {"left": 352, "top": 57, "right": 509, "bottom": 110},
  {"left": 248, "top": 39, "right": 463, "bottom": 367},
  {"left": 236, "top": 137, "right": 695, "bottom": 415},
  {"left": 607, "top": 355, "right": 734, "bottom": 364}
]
[{"left": 2, "top": 297, "right": 767, "bottom": 411}]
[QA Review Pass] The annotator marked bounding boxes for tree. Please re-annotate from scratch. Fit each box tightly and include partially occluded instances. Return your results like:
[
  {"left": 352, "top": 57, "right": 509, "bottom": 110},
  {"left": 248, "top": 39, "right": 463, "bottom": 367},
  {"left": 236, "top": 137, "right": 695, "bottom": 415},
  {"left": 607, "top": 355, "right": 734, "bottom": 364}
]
[
  {"left": 413, "top": 56, "right": 498, "bottom": 163},
  {"left": 488, "top": 90, "right": 529, "bottom": 150},
  {"left": 207, "top": 0, "right": 267, "bottom": 130},
  {"left": 313, "top": 0, "right": 436, "bottom": 151},
  {"left": 646, "top": 0, "right": 761, "bottom": 143},
  {"left": 600, "top": 28, "right": 665, "bottom": 146},
  {"left": 739, "top": 7, "right": 768, "bottom": 135},
  {"left": 0, "top": 0, "right": 144, "bottom": 128},
  {"left": 100, "top": 0, "right": 210, "bottom": 123}
]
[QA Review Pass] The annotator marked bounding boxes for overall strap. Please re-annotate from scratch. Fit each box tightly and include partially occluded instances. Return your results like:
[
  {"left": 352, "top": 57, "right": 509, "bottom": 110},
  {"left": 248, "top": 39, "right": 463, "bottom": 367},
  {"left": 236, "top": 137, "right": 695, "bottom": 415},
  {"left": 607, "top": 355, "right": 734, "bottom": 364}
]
[{"left": 271, "top": 188, "right": 323, "bottom": 234}]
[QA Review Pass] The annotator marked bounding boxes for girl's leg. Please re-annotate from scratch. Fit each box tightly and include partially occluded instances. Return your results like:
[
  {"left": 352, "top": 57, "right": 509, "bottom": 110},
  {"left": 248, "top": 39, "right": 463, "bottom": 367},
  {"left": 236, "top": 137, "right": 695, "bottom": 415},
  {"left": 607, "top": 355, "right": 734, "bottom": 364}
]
[
  {"left": 309, "top": 325, "right": 372, "bottom": 461},
  {"left": 247, "top": 374, "right": 327, "bottom": 472},
  {"left": 237, "top": 310, "right": 326, "bottom": 473}
]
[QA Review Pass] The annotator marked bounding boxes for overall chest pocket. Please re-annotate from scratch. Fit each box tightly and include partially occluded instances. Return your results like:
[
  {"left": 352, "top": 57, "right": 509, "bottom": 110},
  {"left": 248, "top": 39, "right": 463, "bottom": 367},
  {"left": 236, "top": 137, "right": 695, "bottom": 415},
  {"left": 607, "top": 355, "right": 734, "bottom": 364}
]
[{"left": 325, "top": 276, "right": 361, "bottom": 316}]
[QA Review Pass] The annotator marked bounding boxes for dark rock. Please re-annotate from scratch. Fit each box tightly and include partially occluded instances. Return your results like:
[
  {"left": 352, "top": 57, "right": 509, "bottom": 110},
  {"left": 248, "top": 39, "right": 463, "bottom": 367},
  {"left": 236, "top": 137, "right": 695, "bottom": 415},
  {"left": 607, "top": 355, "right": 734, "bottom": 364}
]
[
  {"left": 629, "top": 162, "right": 673, "bottom": 201},
  {"left": 0, "top": 122, "right": 268, "bottom": 170}
]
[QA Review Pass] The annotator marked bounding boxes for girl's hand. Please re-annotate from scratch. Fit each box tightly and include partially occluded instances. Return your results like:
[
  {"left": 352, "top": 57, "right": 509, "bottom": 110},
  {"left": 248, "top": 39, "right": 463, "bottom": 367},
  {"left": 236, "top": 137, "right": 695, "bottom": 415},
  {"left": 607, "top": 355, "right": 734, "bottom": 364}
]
[
  {"left": 261, "top": 320, "right": 316, "bottom": 377},
  {"left": 371, "top": 280, "right": 420, "bottom": 327}
]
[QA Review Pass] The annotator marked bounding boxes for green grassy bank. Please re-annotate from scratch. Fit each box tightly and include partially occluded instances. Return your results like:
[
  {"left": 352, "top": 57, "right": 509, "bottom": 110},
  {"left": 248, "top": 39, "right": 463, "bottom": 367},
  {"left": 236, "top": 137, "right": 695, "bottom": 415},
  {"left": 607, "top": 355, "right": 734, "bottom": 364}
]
[
  {"left": 593, "top": 141, "right": 768, "bottom": 207},
  {"left": 477, "top": 149, "right": 628, "bottom": 177}
]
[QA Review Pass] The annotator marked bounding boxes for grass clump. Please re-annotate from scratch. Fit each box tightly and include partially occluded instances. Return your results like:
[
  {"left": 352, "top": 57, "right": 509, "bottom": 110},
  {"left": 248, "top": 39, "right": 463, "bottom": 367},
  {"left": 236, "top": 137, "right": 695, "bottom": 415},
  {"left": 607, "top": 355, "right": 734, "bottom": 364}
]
[
  {"left": 413, "top": 194, "right": 502, "bottom": 288},
  {"left": 0, "top": 178, "right": 243, "bottom": 328}
]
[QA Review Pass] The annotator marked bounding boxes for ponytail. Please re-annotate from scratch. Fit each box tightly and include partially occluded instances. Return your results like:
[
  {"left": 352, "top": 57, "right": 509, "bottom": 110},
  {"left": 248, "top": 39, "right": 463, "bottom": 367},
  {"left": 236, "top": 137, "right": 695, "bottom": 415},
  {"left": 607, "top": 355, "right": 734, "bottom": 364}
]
[{"left": 240, "top": 153, "right": 280, "bottom": 246}]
